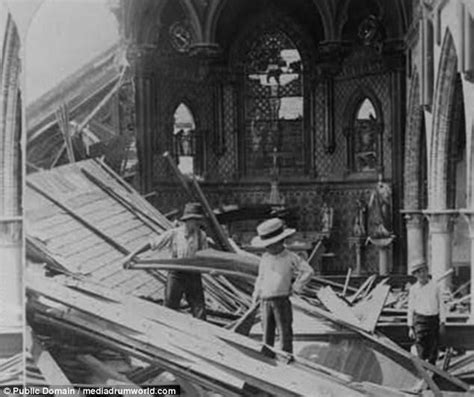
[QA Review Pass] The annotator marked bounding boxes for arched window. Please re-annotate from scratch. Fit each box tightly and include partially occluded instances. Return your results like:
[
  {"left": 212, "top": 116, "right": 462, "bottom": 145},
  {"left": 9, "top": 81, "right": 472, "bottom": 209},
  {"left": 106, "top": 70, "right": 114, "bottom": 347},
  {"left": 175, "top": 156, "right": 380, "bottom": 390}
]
[
  {"left": 243, "top": 30, "right": 304, "bottom": 177},
  {"left": 173, "top": 103, "right": 197, "bottom": 176},
  {"left": 349, "top": 97, "right": 382, "bottom": 173}
]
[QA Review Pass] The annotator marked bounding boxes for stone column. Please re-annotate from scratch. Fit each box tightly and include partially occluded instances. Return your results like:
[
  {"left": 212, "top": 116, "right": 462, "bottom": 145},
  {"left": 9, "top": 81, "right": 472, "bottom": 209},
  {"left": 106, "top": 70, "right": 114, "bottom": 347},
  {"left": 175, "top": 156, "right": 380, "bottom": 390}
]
[
  {"left": 460, "top": 210, "right": 474, "bottom": 322},
  {"left": 402, "top": 210, "right": 425, "bottom": 273},
  {"left": 0, "top": 220, "right": 22, "bottom": 326},
  {"left": 348, "top": 236, "right": 365, "bottom": 275},
  {"left": 127, "top": 45, "right": 157, "bottom": 194},
  {"left": 424, "top": 210, "right": 456, "bottom": 290}
]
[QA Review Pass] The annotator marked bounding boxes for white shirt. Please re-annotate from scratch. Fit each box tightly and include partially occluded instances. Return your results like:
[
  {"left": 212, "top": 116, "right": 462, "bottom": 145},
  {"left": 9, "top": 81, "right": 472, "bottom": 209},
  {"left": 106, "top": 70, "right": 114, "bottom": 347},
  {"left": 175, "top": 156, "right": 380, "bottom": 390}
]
[
  {"left": 253, "top": 249, "right": 314, "bottom": 299},
  {"left": 149, "top": 226, "right": 208, "bottom": 258},
  {"left": 407, "top": 279, "right": 446, "bottom": 326}
]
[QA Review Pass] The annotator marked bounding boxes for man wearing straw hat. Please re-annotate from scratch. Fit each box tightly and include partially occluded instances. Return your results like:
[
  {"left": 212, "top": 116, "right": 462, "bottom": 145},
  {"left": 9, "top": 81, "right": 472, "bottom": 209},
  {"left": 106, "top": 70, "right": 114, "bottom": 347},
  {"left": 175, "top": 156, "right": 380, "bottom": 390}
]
[
  {"left": 122, "top": 202, "right": 208, "bottom": 320},
  {"left": 407, "top": 259, "right": 446, "bottom": 365},
  {"left": 251, "top": 218, "right": 314, "bottom": 353}
]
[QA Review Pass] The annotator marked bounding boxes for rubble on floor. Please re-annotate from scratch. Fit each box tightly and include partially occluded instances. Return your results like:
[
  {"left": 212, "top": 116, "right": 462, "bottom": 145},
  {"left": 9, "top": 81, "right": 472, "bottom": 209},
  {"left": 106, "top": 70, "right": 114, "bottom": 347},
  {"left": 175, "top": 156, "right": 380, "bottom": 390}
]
[{"left": 25, "top": 159, "right": 474, "bottom": 396}]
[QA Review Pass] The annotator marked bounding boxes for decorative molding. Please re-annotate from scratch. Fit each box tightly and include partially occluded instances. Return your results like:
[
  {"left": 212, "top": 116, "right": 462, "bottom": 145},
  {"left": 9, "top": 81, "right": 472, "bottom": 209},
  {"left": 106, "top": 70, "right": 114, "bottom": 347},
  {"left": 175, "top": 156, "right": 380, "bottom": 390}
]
[{"left": 423, "top": 209, "right": 457, "bottom": 233}]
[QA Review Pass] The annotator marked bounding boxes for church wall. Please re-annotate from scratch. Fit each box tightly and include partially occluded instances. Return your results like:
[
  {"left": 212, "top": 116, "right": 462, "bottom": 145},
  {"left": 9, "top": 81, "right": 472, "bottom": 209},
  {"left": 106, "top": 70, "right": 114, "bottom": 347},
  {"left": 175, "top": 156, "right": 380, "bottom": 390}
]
[
  {"left": 314, "top": 72, "right": 392, "bottom": 180},
  {"left": 149, "top": 64, "right": 395, "bottom": 274},
  {"left": 143, "top": 3, "right": 403, "bottom": 275}
]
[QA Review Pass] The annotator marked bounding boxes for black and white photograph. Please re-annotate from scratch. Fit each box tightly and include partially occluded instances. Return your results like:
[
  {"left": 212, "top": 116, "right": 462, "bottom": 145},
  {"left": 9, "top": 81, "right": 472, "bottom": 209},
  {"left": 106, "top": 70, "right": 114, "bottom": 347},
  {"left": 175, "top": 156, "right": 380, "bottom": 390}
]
[{"left": 0, "top": 0, "right": 474, "bottom": 395}]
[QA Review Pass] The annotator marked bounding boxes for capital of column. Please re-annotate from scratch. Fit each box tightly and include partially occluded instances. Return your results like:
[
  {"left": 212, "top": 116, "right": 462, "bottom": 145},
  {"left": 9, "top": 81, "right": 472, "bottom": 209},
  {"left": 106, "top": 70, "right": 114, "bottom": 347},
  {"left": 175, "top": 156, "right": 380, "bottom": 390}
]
[
  {"left": 400, "top": 209, "right": 424, "bottom": 228},
  {"left": 423, "top": 209, "right": 458, "bottom": 234},
  {"left": 459, "top": 209, "right": 474, "bottom": 238}
]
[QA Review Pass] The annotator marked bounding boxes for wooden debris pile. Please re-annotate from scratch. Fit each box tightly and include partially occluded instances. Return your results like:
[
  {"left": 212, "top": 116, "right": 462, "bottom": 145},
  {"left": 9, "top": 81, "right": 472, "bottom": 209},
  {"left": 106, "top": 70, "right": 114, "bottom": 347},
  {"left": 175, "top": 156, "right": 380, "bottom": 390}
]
[
  {"left": 27, "top": 268, "right": 398, "bottom": 397},
  {"left": 25, "top": 159, "right": 474, "bottom": 395}
]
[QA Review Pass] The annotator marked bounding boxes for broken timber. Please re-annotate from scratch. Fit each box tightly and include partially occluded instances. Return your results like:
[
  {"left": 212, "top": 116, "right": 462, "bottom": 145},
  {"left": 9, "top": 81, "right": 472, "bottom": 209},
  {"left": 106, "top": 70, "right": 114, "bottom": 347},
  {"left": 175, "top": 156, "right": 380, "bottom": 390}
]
[{"left": 27, "top": 270, "right": 374, "bottom": 397}]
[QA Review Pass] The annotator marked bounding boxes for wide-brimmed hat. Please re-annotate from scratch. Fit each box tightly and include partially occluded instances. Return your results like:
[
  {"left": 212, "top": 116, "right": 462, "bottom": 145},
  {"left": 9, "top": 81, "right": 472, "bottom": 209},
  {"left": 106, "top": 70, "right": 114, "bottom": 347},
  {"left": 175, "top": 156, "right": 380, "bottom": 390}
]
[
  {"left": 251, "top": 218, "right": 295, "bottom": 248},
  {"left": 409, "top": 259, "right": 428, "bottom": 274},
  {"left": 180, "top": 202, "right": 205, "bottom": 221}
]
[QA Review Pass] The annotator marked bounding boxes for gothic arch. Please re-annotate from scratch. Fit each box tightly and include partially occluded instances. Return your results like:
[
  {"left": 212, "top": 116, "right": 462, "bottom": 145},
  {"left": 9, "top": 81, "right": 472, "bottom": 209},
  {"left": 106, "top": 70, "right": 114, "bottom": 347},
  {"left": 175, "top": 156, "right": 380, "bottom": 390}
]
[
  {"left": 429, "top": 30, "right": 457, "bottom": 209},
  {"left": 403, "top": 71, "right": 425, "bottom": 210},
  {"left": 342, "top": 85, "right": 384, "bottom": 125},
  {"left": 335, "top": 0, "right": 405, "bottom": 40},
  {"left": 228, "top": 9, "right": 315, "bottom": 70},
  {"left": 342, "top": 86, "right": 384, "bottom": 174}
]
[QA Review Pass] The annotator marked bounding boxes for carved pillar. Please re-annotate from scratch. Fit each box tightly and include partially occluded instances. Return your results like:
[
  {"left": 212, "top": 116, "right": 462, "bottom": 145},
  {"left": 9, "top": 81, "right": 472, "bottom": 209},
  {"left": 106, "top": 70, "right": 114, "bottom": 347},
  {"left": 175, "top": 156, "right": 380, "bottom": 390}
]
[
  {"left": 348, "top": 237, "right": 365, "bottom": 275},
  {"left": 391, "top": 64, "right": 406, "bottom": 273},
  {"left": 424, "top": 210, "right": 456, "bottom": 289},
  {"left": 402, "top": 210, "right": 425, "bottom": 274},
  {"left": 127, "top": 45, "right": 157, "bottom": 193},
  {"left": 459, "top": 210, "right": 474, "bottom": 321},
  {"left": 420, "top": 15, "right": 434, "bottom": 108}
]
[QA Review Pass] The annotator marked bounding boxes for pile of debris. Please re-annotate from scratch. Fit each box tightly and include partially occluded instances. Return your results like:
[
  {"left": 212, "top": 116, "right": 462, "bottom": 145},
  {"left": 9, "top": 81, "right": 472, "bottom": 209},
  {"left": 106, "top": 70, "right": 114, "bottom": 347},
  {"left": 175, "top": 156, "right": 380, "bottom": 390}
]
[{"left": 25, "top": 159, "right": 474, "bottom": 396}]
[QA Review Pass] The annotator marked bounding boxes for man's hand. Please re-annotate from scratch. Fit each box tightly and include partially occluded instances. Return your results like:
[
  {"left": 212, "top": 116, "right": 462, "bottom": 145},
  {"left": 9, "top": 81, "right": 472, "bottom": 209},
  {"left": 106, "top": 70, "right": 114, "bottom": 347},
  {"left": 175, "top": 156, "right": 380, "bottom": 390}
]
[
  {"left": 292, "top": 283, "right": 304, "bottom": 295},
  {"left": 440, "top": 322, "right": 446, "bottom": 338},
  {"left": 408, "top": 327, "right": 415, "bottom": 340}
]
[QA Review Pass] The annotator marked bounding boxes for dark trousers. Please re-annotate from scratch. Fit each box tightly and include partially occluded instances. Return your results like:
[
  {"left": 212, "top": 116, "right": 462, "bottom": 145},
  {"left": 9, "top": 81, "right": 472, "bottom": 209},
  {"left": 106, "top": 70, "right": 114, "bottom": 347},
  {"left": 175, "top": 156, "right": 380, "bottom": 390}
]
[
  {"left": 165, "top": 271, "right": 206, "bottom": 320},
  {"left": 414, "top": 313, "right": 439, "bottom": 365},
  {"left": 261, "top": 296, "right": 293, "bottom": 353}
]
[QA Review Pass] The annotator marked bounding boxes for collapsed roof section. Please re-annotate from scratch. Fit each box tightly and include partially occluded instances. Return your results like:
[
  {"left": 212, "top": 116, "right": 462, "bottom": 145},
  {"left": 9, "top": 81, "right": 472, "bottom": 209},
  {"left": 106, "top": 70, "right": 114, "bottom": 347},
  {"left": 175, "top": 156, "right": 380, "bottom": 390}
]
[
  {"left": 25, "top": 158, "right": 170, "bottom": 299},
  {"left": 26, "top": 45, "right": 136, "bottom": 173}
]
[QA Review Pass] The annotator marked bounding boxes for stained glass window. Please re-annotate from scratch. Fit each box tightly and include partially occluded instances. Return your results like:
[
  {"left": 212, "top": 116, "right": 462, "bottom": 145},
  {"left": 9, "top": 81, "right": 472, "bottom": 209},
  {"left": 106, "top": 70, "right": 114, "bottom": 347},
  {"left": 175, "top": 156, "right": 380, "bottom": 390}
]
[
  {"left": 244, "top": 30, "right": 304, "bottom": 177},
  {"left": 353, "top": 98, "right": 379, "bottom": 172},
  {"left": 173, "top": 103, "right": 196, "bottom": 176}
]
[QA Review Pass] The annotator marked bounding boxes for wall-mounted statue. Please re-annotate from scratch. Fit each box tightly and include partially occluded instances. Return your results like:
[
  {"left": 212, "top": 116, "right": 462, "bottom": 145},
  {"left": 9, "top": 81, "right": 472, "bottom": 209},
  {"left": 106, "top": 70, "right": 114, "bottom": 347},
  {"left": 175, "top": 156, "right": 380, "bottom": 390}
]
[
  {"left": 352, "top": 198, "right": 367, "bottom": 237},
  {"left": 368, "top": 176, "right": 393, "bottom": 238},
  {"left": 321, "top": 202, "right": 334, "bottom": 233}
]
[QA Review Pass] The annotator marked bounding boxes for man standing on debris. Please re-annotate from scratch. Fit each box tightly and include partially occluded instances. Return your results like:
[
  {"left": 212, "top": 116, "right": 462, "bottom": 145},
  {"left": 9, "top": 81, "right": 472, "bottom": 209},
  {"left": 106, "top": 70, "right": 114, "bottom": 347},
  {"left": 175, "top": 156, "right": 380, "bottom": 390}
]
[
  {"left": 251, "top": 218, "right": 314, "bottom": 353},
  {"left": 122, "top": 202, "right": 208, "bottom": 320},
  {"left": 407, "top": 259, "right": 446, "bottom": 365}
]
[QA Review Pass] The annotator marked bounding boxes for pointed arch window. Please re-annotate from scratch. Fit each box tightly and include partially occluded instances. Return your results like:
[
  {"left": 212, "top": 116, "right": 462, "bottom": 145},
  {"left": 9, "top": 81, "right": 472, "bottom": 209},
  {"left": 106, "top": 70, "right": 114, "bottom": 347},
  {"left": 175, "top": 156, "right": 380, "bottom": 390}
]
[
  {"left": 347, "top": 97, "right": 383, "bottom": 173},
  {"left": 173, "top": 103, "right": 199, "bottom": 176},
  {"left": 242, "top": 29, "right": 305, "bottom": 177}
]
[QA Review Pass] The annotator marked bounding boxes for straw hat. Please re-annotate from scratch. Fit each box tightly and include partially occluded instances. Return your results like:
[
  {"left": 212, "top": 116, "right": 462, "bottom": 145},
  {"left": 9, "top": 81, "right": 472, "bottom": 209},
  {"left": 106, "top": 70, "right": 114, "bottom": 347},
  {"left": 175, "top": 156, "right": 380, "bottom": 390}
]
[
  {"left": 180, "top": 202, "right": 205, "bottom": 221},
  {"left": 409, "top": 259, "right": 428, "bottom": 275},
  {"left": 251, "top": 218, "right": 295, "bottom": 248}
]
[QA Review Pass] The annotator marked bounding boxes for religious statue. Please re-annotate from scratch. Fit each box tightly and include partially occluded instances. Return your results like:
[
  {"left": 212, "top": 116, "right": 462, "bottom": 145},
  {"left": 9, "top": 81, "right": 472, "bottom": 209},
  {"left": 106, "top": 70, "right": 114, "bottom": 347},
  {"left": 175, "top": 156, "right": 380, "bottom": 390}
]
[
  {"left": 321, "top": 202, "right": 334, "bottom": 233},
  {"left": 176, "top": 129, "right": 193, "bottom": 156},
  {"left": 358, "top": 14, "right": 385, "bottom": 53},
  {"left": 352, "top": 198, "right": 367, "bottom": 237},
  {"left": 368, "top": 176, "right": 393, "bottom": 238}
]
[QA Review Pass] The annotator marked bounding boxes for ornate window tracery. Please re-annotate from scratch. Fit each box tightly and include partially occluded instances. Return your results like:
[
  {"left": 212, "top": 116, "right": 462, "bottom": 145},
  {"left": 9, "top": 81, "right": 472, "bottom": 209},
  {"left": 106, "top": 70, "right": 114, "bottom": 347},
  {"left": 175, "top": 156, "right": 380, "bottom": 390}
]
[
  {"left": 346, "top": 96, "right": 383, "bottom": 175},
  {"left": 173, "top": 103, "right": 197, "bottom": 176},
  {"left": 243, "top": 29, "right": 304, "bottom": 177}
]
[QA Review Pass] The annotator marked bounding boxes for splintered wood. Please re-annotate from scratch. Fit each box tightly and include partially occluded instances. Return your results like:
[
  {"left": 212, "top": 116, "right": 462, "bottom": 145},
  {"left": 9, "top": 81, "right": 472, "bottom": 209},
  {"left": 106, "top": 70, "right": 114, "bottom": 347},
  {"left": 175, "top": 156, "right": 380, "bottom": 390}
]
[
  {"left": 25, "top": 159, "right": 473, "bottom": 395},
  {"left": 28, "top": 270, "right": 374, "bottom": 397}
]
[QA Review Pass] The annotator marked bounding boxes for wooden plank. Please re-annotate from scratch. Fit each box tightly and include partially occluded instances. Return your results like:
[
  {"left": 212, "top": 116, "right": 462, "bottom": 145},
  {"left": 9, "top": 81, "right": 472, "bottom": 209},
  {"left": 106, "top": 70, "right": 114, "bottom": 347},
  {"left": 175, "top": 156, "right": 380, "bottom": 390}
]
[
  {"left": 162, "top": 151, "right": 195, "bottom": 199},
  {"left": 33, "top": 313, "right": 245, "bottom": 396},
  {"left": 81, "top": 169, "right": 166, "bottom": 235},
  {"left": 27, "top": 180, "right": 130, "bottom": 255},
  {"left": 27, "top": 276, "right": 360, "bottom": 397},
  {"left": 190, "top": 177, "right": 235, "bottom": 252},
  {"left": 28, "top": 270, "right": 368, "bottom": 396},
  {"left": 292, "top": 297, "right": 470, "bottom": 392},
  {"left": 353, "top": 282, "right": 390, "bottom": 332},
  {"left": 129, "top": 263, "right": 255, "bottom": 280},
  {"left": 56, "top": 105, "right": 75, "bottom": 163},
  {"left": 317, "top": 286, "right": 363, "bottom": 329}
]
